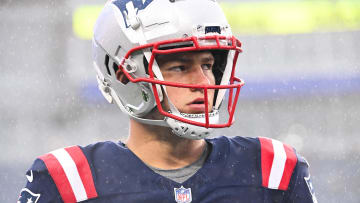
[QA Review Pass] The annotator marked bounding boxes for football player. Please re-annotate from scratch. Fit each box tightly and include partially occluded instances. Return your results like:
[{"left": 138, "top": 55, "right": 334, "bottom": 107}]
[{"left": 18, "top": 0, "right": 317, "bottom": 202}]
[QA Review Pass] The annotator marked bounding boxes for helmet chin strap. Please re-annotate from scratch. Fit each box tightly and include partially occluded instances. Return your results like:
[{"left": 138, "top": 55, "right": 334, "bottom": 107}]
[{"left": 105, "top": 81, "right": 169, "bottom": 127}]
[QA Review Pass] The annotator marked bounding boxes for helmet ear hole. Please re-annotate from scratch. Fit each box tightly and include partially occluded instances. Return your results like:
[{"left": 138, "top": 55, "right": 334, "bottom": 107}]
[
  {"left": 104, "top": 55, "right": 111, "bottom": 76},
  {"left": 112, "top": 62, "right": 119, "bottom": 75}
]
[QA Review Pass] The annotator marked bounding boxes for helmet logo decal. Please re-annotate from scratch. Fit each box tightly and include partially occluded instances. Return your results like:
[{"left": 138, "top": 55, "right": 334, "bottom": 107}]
[{"left": 113, "top": 0, "right": 154, "bottom": 28}]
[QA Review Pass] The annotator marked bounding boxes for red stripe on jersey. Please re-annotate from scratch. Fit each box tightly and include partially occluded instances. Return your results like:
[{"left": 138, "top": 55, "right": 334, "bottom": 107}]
[
  {"left": 278, "top": 143, "right": 297, "bottom": 190},
  {"left": 65, "top": 146, "right": 98, "bottom": 199},
  {"left": 39, "top": 153, "right": 77, "bottom": 203},
  {"left": 259, "top": 137, "right": 274, "bottom": 188}
]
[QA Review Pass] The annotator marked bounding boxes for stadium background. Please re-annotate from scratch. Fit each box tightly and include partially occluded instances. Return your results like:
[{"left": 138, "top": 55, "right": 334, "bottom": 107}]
[{"left": 1, "top": 0, "right": 359, "bottom": 202}]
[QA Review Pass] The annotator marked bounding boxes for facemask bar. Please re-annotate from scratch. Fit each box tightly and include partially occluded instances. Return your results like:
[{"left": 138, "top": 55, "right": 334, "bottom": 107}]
[{"left": 117, "top": 35, "right": 244, "bottom": 128}]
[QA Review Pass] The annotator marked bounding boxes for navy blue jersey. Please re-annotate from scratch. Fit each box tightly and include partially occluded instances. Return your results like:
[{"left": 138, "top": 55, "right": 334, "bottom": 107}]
[{"left": 18, "top": 136, "right": 317, "bottom": 203}]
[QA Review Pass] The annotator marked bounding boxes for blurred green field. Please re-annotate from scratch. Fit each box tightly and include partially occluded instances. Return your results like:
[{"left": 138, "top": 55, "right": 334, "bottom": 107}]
[
  {"left": 222, "top": 1, "right": 360, "bottom": 34},
  {"left": 73, "top": 1, "right": 360, "bottom": 39}
]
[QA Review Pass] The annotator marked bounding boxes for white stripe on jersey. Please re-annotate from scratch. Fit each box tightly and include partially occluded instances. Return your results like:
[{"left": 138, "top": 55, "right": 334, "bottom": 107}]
[
  {"left": 51, "top": 148, "right": 88, "bottom": 201},
  {"left": 268, "top": 139, "right": 287, "bottom": 189}
]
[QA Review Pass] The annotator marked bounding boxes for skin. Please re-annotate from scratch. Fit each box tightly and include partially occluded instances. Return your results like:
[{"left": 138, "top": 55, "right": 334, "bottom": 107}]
[
  {"left": 157, "top": 51, "right": 215, "bottom": 114},
  {"left": 124, "top": 51, "right": 216, "bottom": 170}
]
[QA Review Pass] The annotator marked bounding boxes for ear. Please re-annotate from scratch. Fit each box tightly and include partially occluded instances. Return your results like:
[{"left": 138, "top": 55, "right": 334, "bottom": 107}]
[{"left": 116, "top": 67, "right": 130, "bottom": 85}]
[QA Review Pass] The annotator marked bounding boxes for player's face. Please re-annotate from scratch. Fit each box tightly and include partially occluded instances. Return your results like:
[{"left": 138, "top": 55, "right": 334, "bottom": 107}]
[{"left": 157, "top": 51, "right": 216, "bottom": 114}]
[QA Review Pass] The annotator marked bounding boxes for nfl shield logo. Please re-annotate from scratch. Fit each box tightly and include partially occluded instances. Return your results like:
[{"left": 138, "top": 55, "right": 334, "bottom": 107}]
[{"left": 174, "top": 186, "right": 192, "bottom": 203}]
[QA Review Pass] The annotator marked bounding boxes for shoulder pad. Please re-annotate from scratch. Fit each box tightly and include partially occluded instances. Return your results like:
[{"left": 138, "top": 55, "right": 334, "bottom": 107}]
[
  {"left": 39, "top": 145, "right": 98, "bottom": 202},
  {"left": 258, "top": 137, "right": 298, "bottom": 191}
]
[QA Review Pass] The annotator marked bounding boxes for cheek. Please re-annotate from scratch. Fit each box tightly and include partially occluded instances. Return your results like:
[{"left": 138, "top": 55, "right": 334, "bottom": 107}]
[
  {"left": 165, "top": 86, "right": 183, "bottom": 104},
  {"left": 207, "top": 74, "right": 216, "bottom": 96},
  {"left": 208, "top": 89, "right": 215, "bottom": 106},
  {"left": 206, "top": 71, "right": 216, "bottom": 85}
]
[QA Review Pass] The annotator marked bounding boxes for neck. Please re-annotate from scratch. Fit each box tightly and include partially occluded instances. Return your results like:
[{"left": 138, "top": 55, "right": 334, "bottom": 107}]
[{"left": 125, "top": 118, "right": 206, "bottom": 170}]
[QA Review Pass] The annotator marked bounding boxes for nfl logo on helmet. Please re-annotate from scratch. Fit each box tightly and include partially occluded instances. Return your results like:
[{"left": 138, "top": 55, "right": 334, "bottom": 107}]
[{"left": 174, "top": 186, "right": 192, "bottom": 203}]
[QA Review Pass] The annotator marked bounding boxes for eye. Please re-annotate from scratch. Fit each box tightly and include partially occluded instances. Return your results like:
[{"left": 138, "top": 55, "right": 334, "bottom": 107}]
[
  {"left": 169, "top": 66, "right": 186, "bottom": 72},
  {"left": 202, "top": 63, "right": 213, "bottom": 70}
]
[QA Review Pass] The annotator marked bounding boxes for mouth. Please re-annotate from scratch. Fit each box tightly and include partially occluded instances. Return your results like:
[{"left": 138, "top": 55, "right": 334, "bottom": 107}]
[
  {"left": 186, "top": 98, "right": 209, "bottom": 113},
  {"left": 188, "top": 98, "right": 205, "bottom": 105}
]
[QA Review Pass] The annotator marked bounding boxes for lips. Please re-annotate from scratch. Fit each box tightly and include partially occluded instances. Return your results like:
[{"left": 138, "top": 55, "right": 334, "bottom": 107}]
[
  {"left": 187, "top": 98, "right": 208, "bottom": 112},
  {"left": 190, "top": 98, "right": 205, "bottom": 105}
]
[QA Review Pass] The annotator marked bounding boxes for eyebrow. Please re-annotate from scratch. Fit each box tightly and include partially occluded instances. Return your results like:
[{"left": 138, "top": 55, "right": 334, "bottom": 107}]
[{"left": 201, "top": 56, "right": 215, "bottom": 63}]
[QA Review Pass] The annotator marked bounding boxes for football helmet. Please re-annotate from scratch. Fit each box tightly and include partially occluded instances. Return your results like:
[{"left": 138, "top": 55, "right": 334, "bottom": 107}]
[{"left": 92, "top": 0, "right": 244, "bottom": 139}]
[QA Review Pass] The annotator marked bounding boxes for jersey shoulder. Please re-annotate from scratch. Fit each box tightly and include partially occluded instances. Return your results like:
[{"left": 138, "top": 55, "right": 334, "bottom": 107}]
[
  {"left": 257, "top": 137, "right": 298, "bottom": 191},
  {"left": 219, "top": 136, "right": 316, "bottom": 202},
  {"left": 18, "top": 141, "right": 121, "bottom": 203},
  {"left": 18, "top": 157, "right": 62, "bottom": 203},
  {"left": 227, "top": 136, "right": 298, "bottom": 191}
]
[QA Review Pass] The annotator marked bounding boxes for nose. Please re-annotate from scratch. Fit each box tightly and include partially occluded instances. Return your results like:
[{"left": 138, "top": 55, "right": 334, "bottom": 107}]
[{"left": 190, "top": 66, "right": 211, "bottom": 91}]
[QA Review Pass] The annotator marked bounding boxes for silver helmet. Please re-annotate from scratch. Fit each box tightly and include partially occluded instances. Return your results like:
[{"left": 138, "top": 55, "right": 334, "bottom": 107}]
[{"left": 92, "top": 0, "right": 244, "bottom": 139}]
